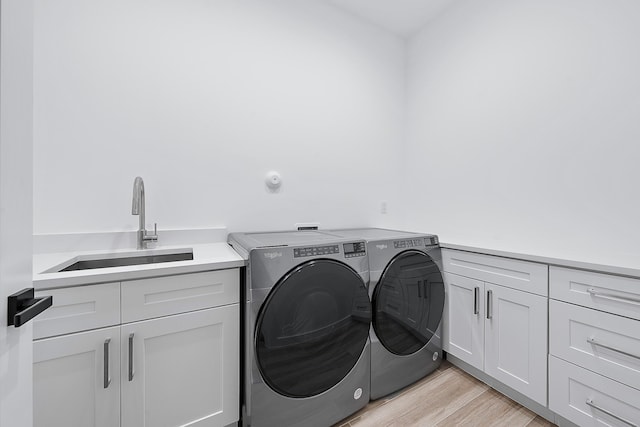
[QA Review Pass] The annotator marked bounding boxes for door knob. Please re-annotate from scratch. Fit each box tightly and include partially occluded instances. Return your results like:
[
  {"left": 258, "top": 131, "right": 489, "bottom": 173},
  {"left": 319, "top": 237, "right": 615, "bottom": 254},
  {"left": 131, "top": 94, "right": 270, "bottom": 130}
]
[{"left": 7, "top": 288, "right": 53, "bottom": 327}]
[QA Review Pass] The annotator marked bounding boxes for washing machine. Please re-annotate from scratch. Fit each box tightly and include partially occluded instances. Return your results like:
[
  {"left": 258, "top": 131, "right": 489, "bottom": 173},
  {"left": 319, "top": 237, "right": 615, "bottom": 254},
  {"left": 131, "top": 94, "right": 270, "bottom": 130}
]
[
  {"left": 228, "top": 230, "right": 372, "bottom": 427},
  {"left": 330, "top": 228, "right": 445, "bottom": 400}
]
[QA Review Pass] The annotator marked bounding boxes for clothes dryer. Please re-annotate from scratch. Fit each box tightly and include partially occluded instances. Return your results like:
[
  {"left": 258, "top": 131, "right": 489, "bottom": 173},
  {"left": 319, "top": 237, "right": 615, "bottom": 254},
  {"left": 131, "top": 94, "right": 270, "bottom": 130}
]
[
  {"left": 330, "top": 228, "right": 445, "bottom": 400},
  {"left": 228, "top": 230, "right": 371, "bottom": 427}
]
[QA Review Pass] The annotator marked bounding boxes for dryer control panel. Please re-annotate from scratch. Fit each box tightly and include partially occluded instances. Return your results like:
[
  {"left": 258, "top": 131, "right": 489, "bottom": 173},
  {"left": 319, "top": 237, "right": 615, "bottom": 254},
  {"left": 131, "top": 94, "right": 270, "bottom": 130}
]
[
  {"left": 293, "top": 242, "right": 366, "bottom": 258},
  {"left": 294, "top": 245, "right": 339, "bottom": 258},
  {"left": 343, "top": 242, "right": 366, "bottom": 258}
]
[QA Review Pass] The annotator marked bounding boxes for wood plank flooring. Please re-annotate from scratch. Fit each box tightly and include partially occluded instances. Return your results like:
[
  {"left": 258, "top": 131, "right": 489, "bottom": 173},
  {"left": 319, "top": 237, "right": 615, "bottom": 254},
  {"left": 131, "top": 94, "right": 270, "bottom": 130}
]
[{"left": 333, "top": 361, "right": 557, "bottom": 427}]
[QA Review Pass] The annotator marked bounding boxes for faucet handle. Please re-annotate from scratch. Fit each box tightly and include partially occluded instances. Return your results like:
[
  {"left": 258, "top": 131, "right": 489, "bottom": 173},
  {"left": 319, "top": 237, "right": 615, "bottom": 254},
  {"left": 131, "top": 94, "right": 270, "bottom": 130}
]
[{"left": 143, "top": 223, "right": 159, "bottom": 243}]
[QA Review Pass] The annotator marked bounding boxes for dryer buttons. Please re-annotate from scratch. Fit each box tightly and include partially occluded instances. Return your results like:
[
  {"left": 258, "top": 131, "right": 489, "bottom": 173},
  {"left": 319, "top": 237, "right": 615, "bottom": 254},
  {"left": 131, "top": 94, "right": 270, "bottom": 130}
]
[
  {"left": 394, "top": 238, "right": 424, "bottom": 249},
  {"left": 294, "top": 245, "right": 339, "bottom": 258}
]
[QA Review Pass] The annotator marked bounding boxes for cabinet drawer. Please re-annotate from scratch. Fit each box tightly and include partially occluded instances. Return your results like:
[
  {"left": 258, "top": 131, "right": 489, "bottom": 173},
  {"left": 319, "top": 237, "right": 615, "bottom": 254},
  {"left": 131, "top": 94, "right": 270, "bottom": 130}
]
[
  {"left": 550, "top": 267, "right": 640, "bottom": 321},
  {"left": 121, "top": 269, "right": 239, "bottom": 323},
  {"left": 549, "top": 356, "right": 640, "bottom": 426},
  {"left": 34, "top": 283, "right": 120, "bottom": 339},
  {"left": 442, "top": 249, "right": 548, "bottom": 296},
  {"left": 550, "top": 300, "right": 640, "bottom": 390}
]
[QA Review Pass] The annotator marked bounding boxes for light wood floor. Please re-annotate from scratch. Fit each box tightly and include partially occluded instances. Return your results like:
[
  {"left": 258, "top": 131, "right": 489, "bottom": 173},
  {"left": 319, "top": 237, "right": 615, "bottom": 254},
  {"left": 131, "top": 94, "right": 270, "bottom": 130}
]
[{"left": 333, "top": 361, "right": 557, "bottom": 427}]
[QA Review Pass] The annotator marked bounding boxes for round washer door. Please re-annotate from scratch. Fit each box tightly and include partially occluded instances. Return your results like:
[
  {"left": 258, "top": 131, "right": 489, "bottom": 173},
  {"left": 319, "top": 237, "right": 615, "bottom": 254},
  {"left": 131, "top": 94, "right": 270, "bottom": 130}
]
[
  {"left": 255, "top": 259, "right": 371, "bottom": 398},
  {"left": 373, "top": 250, "right": 445, "bottom": 356}
]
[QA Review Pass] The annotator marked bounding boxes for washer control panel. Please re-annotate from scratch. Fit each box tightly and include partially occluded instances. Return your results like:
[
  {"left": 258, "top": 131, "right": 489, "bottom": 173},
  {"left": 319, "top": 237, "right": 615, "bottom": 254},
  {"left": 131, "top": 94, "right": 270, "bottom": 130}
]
[
  {"left": 294, "top": 244, "right": 339, "bottom": 258},
  {"left": 393, "top": 236, "right": 439, "bottom": 249},
  {"left": 343, "top": 242, "right": 366, "bottom": 258},
  {"left": 394, "top": 238, "right": 426, "bottom": 249}
]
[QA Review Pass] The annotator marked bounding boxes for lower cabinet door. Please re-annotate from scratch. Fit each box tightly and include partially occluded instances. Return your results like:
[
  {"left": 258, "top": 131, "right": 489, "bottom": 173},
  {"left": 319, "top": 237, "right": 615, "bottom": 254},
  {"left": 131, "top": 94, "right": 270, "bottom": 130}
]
[
  {"left": 484, "top": 283, "right": 547, "bottom": 406},
  {"left": 121, "top": 304, "right": 239, "bottom": 427},
  {"left": 444, "top": 272, "right": 485, "bottom": 370},
  {"left": 33, "top": 326, "right": 121, "bottom": 427}
]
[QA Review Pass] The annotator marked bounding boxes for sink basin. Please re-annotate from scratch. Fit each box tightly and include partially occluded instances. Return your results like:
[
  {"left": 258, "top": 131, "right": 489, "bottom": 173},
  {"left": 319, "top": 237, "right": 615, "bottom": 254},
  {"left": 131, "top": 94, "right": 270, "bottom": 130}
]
[{"left": 50, "top": 249, "right": 194, "bottom": 273}]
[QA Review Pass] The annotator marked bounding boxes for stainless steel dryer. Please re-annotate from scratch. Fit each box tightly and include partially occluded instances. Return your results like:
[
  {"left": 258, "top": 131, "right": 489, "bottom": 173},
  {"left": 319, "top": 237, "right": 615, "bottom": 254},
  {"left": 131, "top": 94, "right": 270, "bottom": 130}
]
[
  {"left": 330, "top": 228, "right": 445, "bottom": 400},
  {"left": 228, "top": 230, "right": 371, "bottom": 427}
]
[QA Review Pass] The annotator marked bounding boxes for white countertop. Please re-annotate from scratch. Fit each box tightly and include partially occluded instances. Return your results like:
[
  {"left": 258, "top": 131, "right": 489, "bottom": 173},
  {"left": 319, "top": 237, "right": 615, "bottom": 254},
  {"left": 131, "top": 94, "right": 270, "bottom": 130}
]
[
  {"left": 33, "top": 228, "right": 640, "bottom": 290},
  {"left": 33, "top": 242, "right": 245, "bottom": 290},
  {"left": 441, "top": 242, "right": 640, "bottom": 279}
]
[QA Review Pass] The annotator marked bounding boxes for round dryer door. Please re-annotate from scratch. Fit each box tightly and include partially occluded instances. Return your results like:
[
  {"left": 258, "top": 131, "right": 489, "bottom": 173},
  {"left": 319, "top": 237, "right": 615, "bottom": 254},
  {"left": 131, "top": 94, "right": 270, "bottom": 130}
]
[
  {"left": 373, "top": 250, "right": 445, "bottom": 356},
  {"left": 255, "top": 259, "right": 371, "bottom": 398}
]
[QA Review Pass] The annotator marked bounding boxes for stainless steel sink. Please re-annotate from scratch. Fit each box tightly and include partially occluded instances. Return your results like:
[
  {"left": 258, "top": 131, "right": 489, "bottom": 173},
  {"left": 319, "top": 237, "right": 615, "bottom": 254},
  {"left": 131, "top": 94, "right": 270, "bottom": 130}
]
[{"left": 50, "top": 249, "right": 194, "bottom": 273}]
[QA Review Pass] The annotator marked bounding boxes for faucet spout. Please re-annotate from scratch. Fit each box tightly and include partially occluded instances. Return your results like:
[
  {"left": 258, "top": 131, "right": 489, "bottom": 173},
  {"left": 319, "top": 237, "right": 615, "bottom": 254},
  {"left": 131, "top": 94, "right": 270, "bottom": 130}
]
[
  {"left": 132, "top": 176, "right": 145, "bottom": 230},
  {"left": 131, "top": 176, "right": 158, "bottom": 249}
]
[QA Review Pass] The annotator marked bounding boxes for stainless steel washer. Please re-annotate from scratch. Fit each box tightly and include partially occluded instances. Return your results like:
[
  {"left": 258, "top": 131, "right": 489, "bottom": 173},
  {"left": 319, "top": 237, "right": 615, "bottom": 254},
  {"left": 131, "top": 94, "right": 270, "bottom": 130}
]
[
  {"left": 228, "top": 230, "right": 371, "bottom": 427},
  {"left": 330, "top": 228, "right": 445, "bottom": 400}
]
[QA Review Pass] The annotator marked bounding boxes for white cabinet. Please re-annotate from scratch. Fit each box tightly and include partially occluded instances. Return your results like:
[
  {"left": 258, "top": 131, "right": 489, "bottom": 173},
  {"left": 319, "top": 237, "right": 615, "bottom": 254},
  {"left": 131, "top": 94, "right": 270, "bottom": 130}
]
[
  {"left": 549, "top": 356, "right": 640, "bottom": 426},
  {"left": 549, "top": 299, "right": 640, "bottom": 390},
  {"left": 549, "top": 266, "right": 640, "bottom": 426},
  {"left": 121, "top": 305, "right": 239, "bottom": 427},
  {"left": 33, "top": 326, "right": 121, "bottom": 427},
  {"left": 443, "top": 249, "right": 548, "bottom": 296},
  {"left": 34, "top": 269, "right": 240, "bottom": 427},
  {"left": 550, "top": 266, "right": 640, "bottom": 321},
  {"left": 34, "top": 282, "right": 120, "bottom": 339},
  {"left": 484, "top": 283, "right": 547, "bottom": 405},
  {"left": 442, "top": 249, "right": 548, "bottom": 406},
  {"left": 121, "top": 270, "right": 239, "bottom": 323},
  {"left": 443, "top": 273, "right": 484, "bottom": 370}
]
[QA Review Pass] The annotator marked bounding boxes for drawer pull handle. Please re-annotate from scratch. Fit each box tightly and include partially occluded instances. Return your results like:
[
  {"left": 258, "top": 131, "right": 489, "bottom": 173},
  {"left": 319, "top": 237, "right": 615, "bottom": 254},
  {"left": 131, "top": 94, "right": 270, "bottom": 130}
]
[
  {"left": 585, "top": 399, "right": 638, "bottom": 427},
  {"left": 128, "top": 333, "right": 135, "bottom": 382},
  {"left": 588, "top": 288, "right": 640, "bottom": 306},
  {"left": 473, "top": 287, "right": 479, "bottom": 315},
  {"left": 587, "top": 337, "right": 640, "bottom": 361},
  {"left": 103, "top": 338, "right": 111, "bottom": 389},
  {"left": 486, "top": 290, "right": 493, "bottom": 319}
]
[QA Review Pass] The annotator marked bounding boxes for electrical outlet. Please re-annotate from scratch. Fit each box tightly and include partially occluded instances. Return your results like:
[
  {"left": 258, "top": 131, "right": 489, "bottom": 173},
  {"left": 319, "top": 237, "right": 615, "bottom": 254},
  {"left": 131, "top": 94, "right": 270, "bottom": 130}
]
[{"left": 380, "top": 201, "right": 388, "bottom": 214}]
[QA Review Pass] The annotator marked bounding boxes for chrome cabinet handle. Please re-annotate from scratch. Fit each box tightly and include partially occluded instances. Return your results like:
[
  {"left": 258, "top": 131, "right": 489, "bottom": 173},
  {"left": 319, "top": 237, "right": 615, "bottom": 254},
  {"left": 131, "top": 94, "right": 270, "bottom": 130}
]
[
  {"left": 128, "top": 333, "right": 135, "bottom": 382},
  {"left": 103, "top": 338, "right": 111, "bottom": 389},
  {"left": 587, "top": 337, "right": 640, "bottom": 361},
  {"left": 586, "top": 399, "right": 638, "bottom": 427},
  {"left": 473, "top": 287, "right": 479, "bottom": 315},
  {"left": 486, "top": 290, "right": 493, "bottom": 319},
  {"left": 588, "top": 288, "right": 640, "bottom": 306}
]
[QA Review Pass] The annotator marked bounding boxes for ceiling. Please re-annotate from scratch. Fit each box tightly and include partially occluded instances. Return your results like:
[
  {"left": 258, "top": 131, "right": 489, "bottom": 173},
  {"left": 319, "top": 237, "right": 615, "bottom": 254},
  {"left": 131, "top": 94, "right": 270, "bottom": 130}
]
[{"left": 327, "top": 0, "right": 459, "bottom": 36}]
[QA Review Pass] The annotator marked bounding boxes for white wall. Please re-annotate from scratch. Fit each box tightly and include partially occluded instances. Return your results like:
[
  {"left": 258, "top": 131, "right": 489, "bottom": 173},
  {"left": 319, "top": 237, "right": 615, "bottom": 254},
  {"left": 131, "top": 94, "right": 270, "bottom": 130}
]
[
  {"left": 405, "top": 0, "right": 640, "bottom": 266},
  {"left": 33, "top": 0, "right": 406, "bottom": 236},
  {"left": 1, "top": 0, "right": 34, "bottom": 425}
]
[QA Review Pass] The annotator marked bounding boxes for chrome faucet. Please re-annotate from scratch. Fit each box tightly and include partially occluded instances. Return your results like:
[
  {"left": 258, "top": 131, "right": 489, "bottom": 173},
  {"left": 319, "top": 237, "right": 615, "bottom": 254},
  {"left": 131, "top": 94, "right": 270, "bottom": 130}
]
[{"left": 131, "top": 176, "right": 158, "bottom": 249}]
